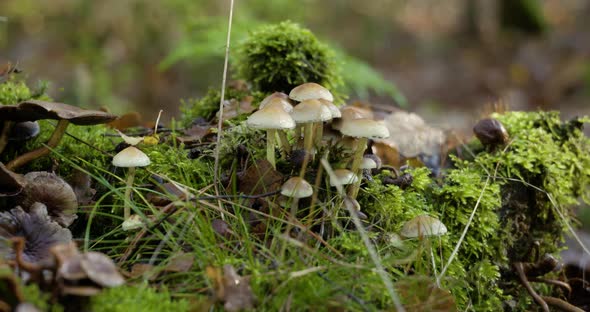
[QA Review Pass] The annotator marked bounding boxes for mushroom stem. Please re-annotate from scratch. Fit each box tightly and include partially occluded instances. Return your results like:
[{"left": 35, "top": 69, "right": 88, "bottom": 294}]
[
  {"left": 303, "top": 122, "right": 315, "bottom": 154},
  {"left": 348, "top": 137, "right": 368, "bottom": 198},
  {"left": 123, "top": 166, "right": 136, "bottom": 220},
  {"left": 294, "top": 126, "right": 303, "bottom": 149},
  {"left": 314, "top": 122, "right": 324, "bottom": 147},
  {"left": 0, "top": 121, "right": 14, "bottom": 155},
  {"left": 6, "top": 119, "right": 70, "bottom": 170},
  {"left": 266, "top": 129, "right": 277, "bottom": 169}
]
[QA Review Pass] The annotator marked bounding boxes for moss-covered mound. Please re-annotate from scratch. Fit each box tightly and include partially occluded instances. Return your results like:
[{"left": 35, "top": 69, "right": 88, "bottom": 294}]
[{"left": 235, "top": 21, "right": 343, "bottom": 95}]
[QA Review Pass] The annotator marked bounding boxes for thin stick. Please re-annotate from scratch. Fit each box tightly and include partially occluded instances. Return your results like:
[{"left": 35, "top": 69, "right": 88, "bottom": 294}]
[{"left": 213, "top": 0, "right": 235, "bottom": 212}]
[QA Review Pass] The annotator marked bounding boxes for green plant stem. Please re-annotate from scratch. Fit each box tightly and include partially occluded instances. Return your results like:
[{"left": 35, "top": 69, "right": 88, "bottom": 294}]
[
  {"left": 6, "top": 119, "right": 70, "bottom": 170},
  {"left": 277, "top": 130, "right": 291, "bottom": 157},
  {"left": 348, "top": 137, "right": 367, "bottom": 198},
  {"left": 0, "top": 121, "right": 13, "bottom": 155},
  {"left": 267, "top": 129, "right": 277, "bottom": 169},
  {"left": 314, "top": 122, "right": 324, "bottom": 147},
  {"left": 298, "top": 123, "right": 315, "bottom": 177},
  {"left": 303, "top": 122, "right": 314, "bottom": 154},
  {"left": 124, "top": 166, "right": 136, "bottom": 220}
]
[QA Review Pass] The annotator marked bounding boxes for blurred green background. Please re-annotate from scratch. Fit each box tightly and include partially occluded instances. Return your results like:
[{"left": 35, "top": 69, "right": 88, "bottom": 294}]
[{"left": 1, "top": 0, "right": 589, "bottom": 129}]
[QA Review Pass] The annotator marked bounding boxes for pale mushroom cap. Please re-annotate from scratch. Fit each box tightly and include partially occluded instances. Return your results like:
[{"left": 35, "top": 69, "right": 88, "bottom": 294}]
[
  {"left": 319, "top": 99, "right": 341, "bottom": 119},
  {"left": 246, "top": 106, "right": 295, "bottom": 129},
  {"left": 380, "top": 111, "right": 445, "bottom": 157},
  {"left": 360, "top": 157, "right": 378, "bottom": 170},
  {"left": 259, "top": 97, "right": 293, "bottom": 113},
  {"left": 400, "top": 215, "right": 447, "bottom": 238},
  {"left": 290, "top": 99, "right": 332, "bottom": 123},
  {"left": 259, "top": 92, "right": 289, "bottom": 107},
  {"left": 281, "top": 177, "right": 313, "bottom": 198},
  {"left": 344, "top": 196, "right": 361, "bottom": 211},
  {"left": 289, "top": 82, "right": 333, "bottom": 102},
  {"left": 112, "top": 146, "right": 151, "bottom": 168},
  {"left": 330, "top": 169, "right": 359, "bottom": 186},
  {"left": 332, "top": 106, "right": 371, "bottom": 131},
  {"left": 340, "top": 118, "right": 390, "bottom": 139}
]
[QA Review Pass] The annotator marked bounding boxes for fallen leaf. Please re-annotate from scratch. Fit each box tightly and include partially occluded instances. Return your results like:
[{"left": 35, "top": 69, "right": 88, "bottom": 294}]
[
  {"left": 164, "top": 252, "right": 194, "bottom": 273},
  {"left": 238, "top": 159, "right": 283, "bottom": 196},
  {"left": 107, "top": 112, "right": 143, "bottom": 130},
  {"left": 207, "top": 265, "right": 256, "bottom": 312},
  {"left": 217, "top": 96, "right": 256, "bottom": 122},
  {"left": 395, "top": 275, "right": 456, "bottom": 312}
]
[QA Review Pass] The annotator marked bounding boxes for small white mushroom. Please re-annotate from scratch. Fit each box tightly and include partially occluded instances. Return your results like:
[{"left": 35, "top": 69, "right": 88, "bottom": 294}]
[
  {"left": 112, "top": 146, "right": 151, "bottom": 220},
  {"left": 400, "top": 215, "right": 448, "bottom": 238},
  {"left": 246, "top": 106, "right": 295, "bottom": 169}
]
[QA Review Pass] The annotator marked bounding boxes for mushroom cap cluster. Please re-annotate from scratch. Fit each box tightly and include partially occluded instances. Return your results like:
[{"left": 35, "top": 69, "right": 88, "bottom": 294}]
[
  {"left": 0, "top": 100, "right": 116, "bottom": 125},
  {"left": 51, "top": 242, "right": 125, "bottom": 296},
  {"left": 0, "top": 203, "right": 72, "bottom": 263},
  {"left": 18, "top": 171, "right": 79, "bottom": 227}
]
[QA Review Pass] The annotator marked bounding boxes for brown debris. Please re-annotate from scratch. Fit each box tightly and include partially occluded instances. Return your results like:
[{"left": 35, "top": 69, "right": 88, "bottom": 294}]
[
  {"left": 238, "top": 159, "right": 283, "bottom": 196},
  {"left": 395, "top": 275, "right": 456, "bottom": 312},
  {"left": 207, "top": 265, "right": 256, "bottom": 312},
  {"left": 164, "top": 252, "right": 194, "bottom": 273},
  {"left": 217, "top": 96, "right": 256, "bottom": 122}
]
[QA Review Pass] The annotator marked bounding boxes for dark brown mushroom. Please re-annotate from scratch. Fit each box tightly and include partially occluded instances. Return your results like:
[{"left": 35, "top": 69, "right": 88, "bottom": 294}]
[
  {"left": 473, "top": 118, "right": 509, "bottom": 149},
  {"left": 17, "top": 171, "right": 78, "bottom": 227},
  {"left": 0, "top": 100, "right": 116, "bottom": 170},
  {"left": 0, "top": 163, "right": 25, "bottom": 197},
  {"left": 79, "top": 252, "right": 125, "bottom": 287},
  {"left": 8, "top": 121, "right": 40, "bottom": 142},
  {"left": 0, "top": 203, "right": 72, "bottom": 264}
]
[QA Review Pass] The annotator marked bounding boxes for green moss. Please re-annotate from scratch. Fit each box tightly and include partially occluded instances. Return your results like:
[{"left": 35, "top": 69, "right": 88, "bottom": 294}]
[
  {"left": 90, "top": 285, "right": 189, "bottom": 312},
  {"left": 235, "top": 21, "right": 343, "bottom": 96},
  {"left": 0, "top": 76, "right": 49, "bottom": 104},
  {"left": 21, "top": 283, "right": 64, "bottom": 312},
  {"left": 181, "top": 87, "right": 245, "bottom": 126}
]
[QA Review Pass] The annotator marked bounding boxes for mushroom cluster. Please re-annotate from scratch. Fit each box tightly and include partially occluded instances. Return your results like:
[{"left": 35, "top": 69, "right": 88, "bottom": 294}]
[
  {"left": 51, "top": 242, "right": 125, "bottom": 296},
  {"left": 244, "top": 82, "right": 391, "bottom": 221},
  {"left": 0, "top": 100, "right": 116, "bottom": 170},
  {"left": 0, "top": 169, "right": 82, "bottom": 268}
]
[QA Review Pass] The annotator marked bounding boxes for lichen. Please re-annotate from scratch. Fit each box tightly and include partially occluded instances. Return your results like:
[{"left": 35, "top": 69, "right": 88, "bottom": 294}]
[{"left": 235, "top": 21, "right": 343, "bottom": 96}]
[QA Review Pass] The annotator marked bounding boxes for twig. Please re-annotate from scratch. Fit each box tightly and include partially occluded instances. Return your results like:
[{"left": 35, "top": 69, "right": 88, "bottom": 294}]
[
  {"left": 213, "top": 0, "right": 235, "bottom": 216},
  {"left": 540, "top": 296, "right": 584, "bottom": 312}
]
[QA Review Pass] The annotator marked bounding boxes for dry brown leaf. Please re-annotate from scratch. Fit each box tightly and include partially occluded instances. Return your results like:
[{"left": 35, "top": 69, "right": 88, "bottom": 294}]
[
  {"left": 176, "top": 123, "right": 213, "bottom": 145},
  {"left": 107, "top": 112, "right": 142, "bottom": 130},
  {"left": 217, "top": 96, "right": 256, "bottom": 122},
  {"left": 164, "top": 252, "right": 194, "bottom": 273},
  {"left": 238, "top": 159, "right": 283, "bottom": 196},
  {"left": 395, "top": 275, "right": 456, "bottom": 312},
  {"left": 206, "top": 265, "right": 256, "bottom": 312}
]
